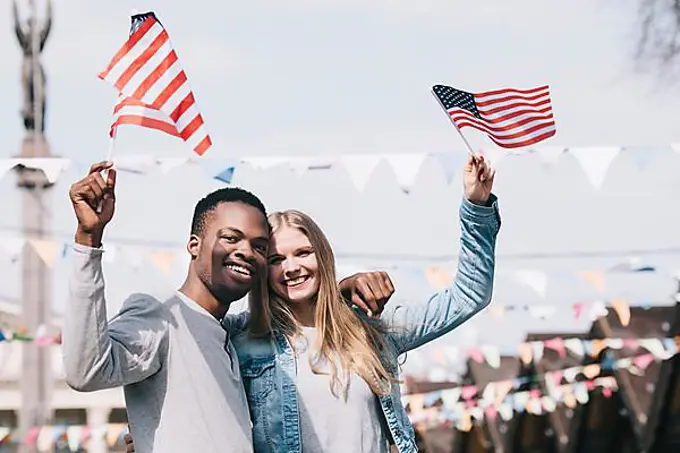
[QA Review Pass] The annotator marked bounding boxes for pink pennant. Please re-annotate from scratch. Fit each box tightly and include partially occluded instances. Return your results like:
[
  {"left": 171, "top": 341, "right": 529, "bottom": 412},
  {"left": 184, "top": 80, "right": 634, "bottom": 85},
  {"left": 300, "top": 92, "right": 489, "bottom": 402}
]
[
  {"left": 23, "top": 427, "right": 40, "bottom": 446},
  {"left": 602, "top": 388, "right": 613, "bottom": 398},
  {"left": 544, "top": 338, "right": 566, "bottom": 357},
  {"left": 462, "top": 385, "right": 478, "bottom": 400},
  {"left": 633, "top": 354, "right": 655, "bottom": 371},
  {"left": 623, "top": 339, "right": 639, "bottom": 350},
  {"left": 573, "top": 302, "right": 588, "bottom": 320},
  {"left": 467, "top": 348, "right": 484, "bottom": 363},
  {"left": 484, "top": 406, "right": 498, "bottom": 422},
  {"left": 529, "top": 389, "right": 541, "bottom": 399},
  {"left": 585, "top": 380, "right": 596, "bottom": 391}
]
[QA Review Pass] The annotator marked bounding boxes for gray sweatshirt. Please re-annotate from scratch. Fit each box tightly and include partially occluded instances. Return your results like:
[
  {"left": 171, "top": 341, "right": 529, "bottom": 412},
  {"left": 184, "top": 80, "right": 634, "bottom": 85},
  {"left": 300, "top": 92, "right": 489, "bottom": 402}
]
[{"left": 62, "top": 243, "right": 253, "bottom": 453}]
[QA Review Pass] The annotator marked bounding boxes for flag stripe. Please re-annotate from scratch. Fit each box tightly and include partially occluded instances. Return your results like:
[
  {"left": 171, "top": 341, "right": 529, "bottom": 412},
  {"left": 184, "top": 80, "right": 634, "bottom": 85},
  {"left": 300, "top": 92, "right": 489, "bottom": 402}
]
[
  {"left": 114, "top": 30, "right": 169, "bottom": 92},
  {"left": 453, "top": 105, "right": 553, "bottom": 127},
  {"left": 142, "top": 55, "right": 184, "bottom": 104},
  {"left": 489, "top": 129, "right": 557, "bottom": 149},
  {"left": 475, "top": 90, "right": 550, "bottom": 108},
  {"left": 132, "top": 51, "right": 179, "bottom": 100},
  {"left": 151, "top": 71, "right": 187, "bottom": 110},
  {"left": 194, "top": 136, "right": 212, "bottom": 156},
  {"left": 112, "top": 115, "right": 180, "bottom": 137},
  {"left": 477, "top": 97, "right": 552, "bottom": 117},
  {"left": 99, "top": 17, "right": 157, "bottom": 80},
  {"left": 170, "top": 93, "right": 196, "bottom": 123},
  {"left": 452, "top": 111, "right": 555, "bottom": 140},
  {"left": 475, "top": 85, "right": 550, "bottom": 100},
  {"left": 179, "top": 114, "right": 204, "bottom": 141},
  {"left": 102, "top": 23, "right": 164, "bottom": 85},
  {"left": 451, "top": 109, "right": 555, "bottom": 133}
]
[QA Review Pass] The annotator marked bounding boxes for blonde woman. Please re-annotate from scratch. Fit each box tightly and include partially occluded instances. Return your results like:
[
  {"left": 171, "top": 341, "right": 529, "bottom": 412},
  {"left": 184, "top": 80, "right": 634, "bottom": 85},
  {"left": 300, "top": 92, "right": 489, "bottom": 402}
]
[{"left": 225, "top": 154, "right": 500, "bottom": 453}]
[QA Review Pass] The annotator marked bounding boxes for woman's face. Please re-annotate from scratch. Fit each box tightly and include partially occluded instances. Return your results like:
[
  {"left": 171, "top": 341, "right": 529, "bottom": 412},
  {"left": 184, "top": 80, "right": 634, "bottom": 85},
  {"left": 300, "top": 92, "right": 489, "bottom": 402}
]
[{"left": 268, "top": 226, "right": 320, "bottom": 306}]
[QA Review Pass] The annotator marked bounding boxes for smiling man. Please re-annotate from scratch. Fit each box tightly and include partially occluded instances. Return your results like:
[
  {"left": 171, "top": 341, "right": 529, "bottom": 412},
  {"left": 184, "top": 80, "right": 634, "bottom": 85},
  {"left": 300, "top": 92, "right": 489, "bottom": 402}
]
[{"left": 62, "top": 161, "right": 393, "bottom": 453}]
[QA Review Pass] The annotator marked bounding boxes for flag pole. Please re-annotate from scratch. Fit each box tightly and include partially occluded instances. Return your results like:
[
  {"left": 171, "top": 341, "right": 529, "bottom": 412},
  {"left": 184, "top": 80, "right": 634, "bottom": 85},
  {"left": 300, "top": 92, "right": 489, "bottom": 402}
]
[
  {"left": 431, "top": 90, "right": 476, "bottom": 157},
  {"left": 106, "top": 125, "right": 118, "bottom": 163}
]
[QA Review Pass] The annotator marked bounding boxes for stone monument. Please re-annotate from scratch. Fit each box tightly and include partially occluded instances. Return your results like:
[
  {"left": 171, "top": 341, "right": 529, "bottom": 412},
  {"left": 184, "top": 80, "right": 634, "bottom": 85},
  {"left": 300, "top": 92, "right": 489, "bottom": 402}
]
[{"left": 12, "top": 0, "right": 54, "bottom": 449}]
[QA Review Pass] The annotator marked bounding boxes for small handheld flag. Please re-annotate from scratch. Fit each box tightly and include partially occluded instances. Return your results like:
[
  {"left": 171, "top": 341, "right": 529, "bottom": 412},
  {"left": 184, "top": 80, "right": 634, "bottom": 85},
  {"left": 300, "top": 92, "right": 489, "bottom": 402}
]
[
  {"left": 99, "top": 12, "right": 212, "bottom": 156},
  {"left": 432, "top": 85, "right": 556, "bottom": 149}
]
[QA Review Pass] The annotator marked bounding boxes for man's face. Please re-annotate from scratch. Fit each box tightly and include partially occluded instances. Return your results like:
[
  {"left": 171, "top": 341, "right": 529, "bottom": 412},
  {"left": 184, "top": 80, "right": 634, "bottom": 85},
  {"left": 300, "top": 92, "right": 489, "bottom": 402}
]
[{"left": 190, "top": 202, "right": 270, "bottom": 304}]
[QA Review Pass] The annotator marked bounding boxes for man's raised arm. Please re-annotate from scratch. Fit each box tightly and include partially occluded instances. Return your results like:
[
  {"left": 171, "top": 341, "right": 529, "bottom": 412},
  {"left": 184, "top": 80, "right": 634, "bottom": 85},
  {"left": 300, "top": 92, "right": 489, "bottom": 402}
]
[{"left": 63, "top": 162, "right": 167, "bottom": 392}]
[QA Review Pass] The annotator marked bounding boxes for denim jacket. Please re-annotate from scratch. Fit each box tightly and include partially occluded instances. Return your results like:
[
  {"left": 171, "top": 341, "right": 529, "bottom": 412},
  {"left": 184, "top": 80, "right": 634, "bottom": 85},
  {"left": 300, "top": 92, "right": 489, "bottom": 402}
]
[{"left": 223, "top": 196, "right": 501, "bottom": 453}]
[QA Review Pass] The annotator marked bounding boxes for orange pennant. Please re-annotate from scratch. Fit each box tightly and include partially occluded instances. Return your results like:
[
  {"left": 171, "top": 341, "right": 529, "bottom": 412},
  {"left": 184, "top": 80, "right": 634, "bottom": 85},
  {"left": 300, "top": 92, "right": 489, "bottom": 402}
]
[{"left": 610, "top": 299, "right": 631, "bottom": 326}]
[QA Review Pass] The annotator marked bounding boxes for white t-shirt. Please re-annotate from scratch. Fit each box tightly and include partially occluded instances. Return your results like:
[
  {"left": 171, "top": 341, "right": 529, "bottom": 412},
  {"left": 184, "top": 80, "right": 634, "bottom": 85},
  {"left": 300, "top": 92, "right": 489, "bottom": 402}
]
[{"left": 293, "top": 326, "right": 389, "bottom": 453}]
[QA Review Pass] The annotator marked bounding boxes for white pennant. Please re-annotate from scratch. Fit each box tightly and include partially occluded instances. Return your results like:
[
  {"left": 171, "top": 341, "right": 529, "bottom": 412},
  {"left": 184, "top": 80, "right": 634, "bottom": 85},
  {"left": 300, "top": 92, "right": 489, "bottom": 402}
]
[
  {"left": 0, "top": 158, "right": 19, "bottom": 181},
  {"left": 529, "top": 305, "right": 557, "bottom": 319},
  {"left": 514, "top": 270, "right": 548, "bottom": 298},
  {"left": 114, "top": 155, "right": 156, "bottom": 174},
  {"left": 0, "top": 236, "right": 26, "bottom": 258},
  {"left": 639, "top": 339, "right": 671, "bottom": 360},
  {"left": 382, "top": 153, "right": 427, "bottom": 191},
  {"left": 480, "top": 345, "right": 501, "bottom": 368},
  {"left": 242, "top": 157, "right": 289, "bottom": 170},
  {"left": 67, "top": 426, "right": 82, "bottom": 451},
  {"left": 434, "top": 152, "right": 466, "bottom": 184},
  {"left": 340, "top": 155, "right": 381, "bottom": 192},
  {"left": 19, "top": 158, "right": 71, "bottom": 183},
  {"left": 534, "top": 146, "right": 566, "bottom": 165},
  {"left": 569, "top": 147, "right": 620, "bottom": 189},
  {"left": 156, "top": 157, "right": 189, "bottom": 174},
  {"left": 564, "top": 338, "right": 585, "bottom": 358}
]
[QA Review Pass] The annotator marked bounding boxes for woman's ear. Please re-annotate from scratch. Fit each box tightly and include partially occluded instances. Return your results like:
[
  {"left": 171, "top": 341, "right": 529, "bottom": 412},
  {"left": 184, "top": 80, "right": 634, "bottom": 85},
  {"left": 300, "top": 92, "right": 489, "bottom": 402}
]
[{"left": 187, "top": 234, "right": 201, "bottom": 259}]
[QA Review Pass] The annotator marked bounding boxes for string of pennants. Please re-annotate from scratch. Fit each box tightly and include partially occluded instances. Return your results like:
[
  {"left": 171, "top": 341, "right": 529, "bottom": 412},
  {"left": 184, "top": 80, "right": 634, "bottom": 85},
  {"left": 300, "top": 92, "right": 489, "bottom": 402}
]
[
  {"left": 401, "top": 339, "right": 680, "bottom": 431},
  {"left": 2, "top": 144, "right": 680, "bottom": 192},
  {"left": 0, "top": 423, "right": 127, "bottom": 451},
  {"left": 0, "top": 231, "right": 673, "bottom": 290}
]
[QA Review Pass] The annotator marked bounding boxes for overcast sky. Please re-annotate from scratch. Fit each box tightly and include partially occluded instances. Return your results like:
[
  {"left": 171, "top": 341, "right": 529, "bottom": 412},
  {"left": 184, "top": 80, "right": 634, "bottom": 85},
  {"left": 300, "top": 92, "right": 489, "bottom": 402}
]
[{"left": 1, "top": 0, "right": 680, "bottom": 378}]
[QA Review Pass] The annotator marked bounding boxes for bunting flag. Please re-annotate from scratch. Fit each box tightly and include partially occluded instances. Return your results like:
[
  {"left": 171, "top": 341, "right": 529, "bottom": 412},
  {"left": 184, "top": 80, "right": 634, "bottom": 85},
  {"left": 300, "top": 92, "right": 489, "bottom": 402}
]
[
  {"left": 0, "top": 144, "right": 679, "bottom": 191},
  {"left": 0, "top": 423, "right": 126, "bottom": 449},
  {"left": 99, "top": 12, "right": 212, "bottom": 155},
  {"left": 402, "top": 345, "right": 680, "bottom": 431},
  {"left": 432, "top": 84, "right": 556, "bottom": 149}
]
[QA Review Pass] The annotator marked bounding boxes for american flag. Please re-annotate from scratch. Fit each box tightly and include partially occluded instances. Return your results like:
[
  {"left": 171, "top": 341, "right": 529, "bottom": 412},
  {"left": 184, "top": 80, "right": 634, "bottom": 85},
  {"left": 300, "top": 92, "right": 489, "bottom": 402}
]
[
  {"left": 432, "top": 85, "right": 556, "bottom": 149},
  {"left": 99, "top": 12, "right": 212, "bottom": 156}
]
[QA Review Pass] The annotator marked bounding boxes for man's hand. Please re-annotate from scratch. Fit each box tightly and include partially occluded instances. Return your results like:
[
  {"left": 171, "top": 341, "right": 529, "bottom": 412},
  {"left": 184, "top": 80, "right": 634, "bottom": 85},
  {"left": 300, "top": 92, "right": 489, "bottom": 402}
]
[
  {"left": 124, "top": 433, "right": 135, "bottom": 453},
  {"left": 463, "top": 154, "right": 495, "bottom": 206},
  {"left": 68, "top": 161, "right": 117, "bottom": 247},
  {"left": 339, "top": 271, "right": 395, "bottom": 318}
]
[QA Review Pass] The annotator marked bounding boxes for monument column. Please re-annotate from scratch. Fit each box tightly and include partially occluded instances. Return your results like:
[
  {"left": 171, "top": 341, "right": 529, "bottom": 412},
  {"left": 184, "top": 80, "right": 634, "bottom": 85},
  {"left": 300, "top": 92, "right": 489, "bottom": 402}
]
[{"left": 12, "top": 1, "right": 54, "bottom": 451}]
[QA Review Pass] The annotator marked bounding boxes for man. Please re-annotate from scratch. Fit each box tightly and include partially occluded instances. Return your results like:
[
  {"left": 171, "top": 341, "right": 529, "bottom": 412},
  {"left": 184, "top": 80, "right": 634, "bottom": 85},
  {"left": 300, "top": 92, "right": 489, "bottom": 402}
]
[{"left": 63, "top": 161, "right": 393, "bottom": 453}]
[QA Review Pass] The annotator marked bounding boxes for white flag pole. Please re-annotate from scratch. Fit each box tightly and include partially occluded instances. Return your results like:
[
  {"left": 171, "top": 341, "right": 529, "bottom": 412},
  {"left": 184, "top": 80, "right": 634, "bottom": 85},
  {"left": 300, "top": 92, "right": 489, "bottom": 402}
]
[{"left": 431, "top": 89, "right": 476, "bottom": 157}]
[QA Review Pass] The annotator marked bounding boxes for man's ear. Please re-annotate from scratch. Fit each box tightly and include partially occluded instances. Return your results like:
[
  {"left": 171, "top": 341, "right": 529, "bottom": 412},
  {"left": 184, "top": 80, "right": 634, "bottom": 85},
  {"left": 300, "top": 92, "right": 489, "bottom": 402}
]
[{"left": 187, "top": 234, "right": 201, "bottom": 259}]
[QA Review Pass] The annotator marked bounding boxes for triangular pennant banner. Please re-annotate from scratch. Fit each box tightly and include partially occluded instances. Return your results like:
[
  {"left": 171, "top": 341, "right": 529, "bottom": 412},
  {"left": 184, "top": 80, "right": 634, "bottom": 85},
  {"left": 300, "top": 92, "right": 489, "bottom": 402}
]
[
  {"left": 569, "top": 147, "right": 620, "bottom": 189},
  {"left": 434, "top": 152, "right": 466, "bottom": 184},
  {"left": 534, "top": 146, "right": 566, "bottom": 165},
  {"left": 340, "top": 155, "right": 381, "bottom": 192},
  {"left": 424, "top": 266, "right": 453, "bottom": 290},
  {"left": 622, "top": 146, "right": 669, "bottom": 170},
  {"left": 146, "top": 250, "right": 177, "bottom": 275},
  {"left": 610, "top": 299, "right": 631, "bottom": 326},
  {"left": 156, "top": 157, "right": 189, "bottom": 174},
  {"left": 0, "top": 236, "right": 26, "bottom": 258},
  {"left": 382, "top": 153, "right": 427, "bottom": 191},
  {"left": 19, "top": 158, "right": 71, "bottom": 183},
  {"left": 514, "top": 270, "right": 548, "bottom": 298}
]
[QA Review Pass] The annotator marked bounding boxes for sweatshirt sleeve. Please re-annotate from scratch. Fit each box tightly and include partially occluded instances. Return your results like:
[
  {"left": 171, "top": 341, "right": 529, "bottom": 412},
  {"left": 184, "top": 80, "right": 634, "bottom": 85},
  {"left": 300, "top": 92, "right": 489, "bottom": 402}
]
[{"left": 62, "top": 243, "right": 169, "bottom": 392}]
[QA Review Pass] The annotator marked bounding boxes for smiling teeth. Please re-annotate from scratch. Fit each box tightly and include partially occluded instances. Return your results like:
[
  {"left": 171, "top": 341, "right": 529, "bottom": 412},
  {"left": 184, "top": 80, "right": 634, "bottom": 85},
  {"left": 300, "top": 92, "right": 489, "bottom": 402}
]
[
  {"left": 285, "top": 276, "right": 308, "bottom": 286},
  {"left": 227, "top": 264, "right": 252, "bottom": 276}
]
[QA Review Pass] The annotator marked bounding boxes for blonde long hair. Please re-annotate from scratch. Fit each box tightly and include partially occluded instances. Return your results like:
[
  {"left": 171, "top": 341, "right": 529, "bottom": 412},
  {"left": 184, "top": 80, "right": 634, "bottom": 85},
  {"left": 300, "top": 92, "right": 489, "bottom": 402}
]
[{"left": 248, "top": 210, "right": 394, "bottom": 397}]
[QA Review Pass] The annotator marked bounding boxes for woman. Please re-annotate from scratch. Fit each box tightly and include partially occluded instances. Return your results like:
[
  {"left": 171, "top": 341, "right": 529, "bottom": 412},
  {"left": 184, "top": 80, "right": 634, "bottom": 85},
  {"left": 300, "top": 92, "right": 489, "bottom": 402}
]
[{"left": 228, "top": 154, "right": 500, "bottom": 452}]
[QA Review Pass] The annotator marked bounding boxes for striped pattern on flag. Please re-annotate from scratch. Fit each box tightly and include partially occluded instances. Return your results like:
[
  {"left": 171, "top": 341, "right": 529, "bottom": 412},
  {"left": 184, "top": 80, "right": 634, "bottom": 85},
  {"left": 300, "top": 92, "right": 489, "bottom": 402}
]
[
  {"left": 100, "top": 12, "right": 211, "bottom": 156},
  {"left": 432, "top": 85, "right": 556, "bottom": 149}
]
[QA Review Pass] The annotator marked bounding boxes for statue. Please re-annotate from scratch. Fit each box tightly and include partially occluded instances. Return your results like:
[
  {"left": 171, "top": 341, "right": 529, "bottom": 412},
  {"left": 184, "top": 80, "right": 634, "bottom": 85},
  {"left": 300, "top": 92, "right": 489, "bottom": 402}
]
[{"left": 13, "top": 0, "right": 52, "bottom": 134}]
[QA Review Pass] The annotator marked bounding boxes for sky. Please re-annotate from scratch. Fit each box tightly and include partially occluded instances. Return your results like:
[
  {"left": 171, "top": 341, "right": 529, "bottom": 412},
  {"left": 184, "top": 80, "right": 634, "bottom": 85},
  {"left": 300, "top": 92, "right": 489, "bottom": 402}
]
[{"left": 1, "top": 0, "right": 680, "bottom": 379}]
